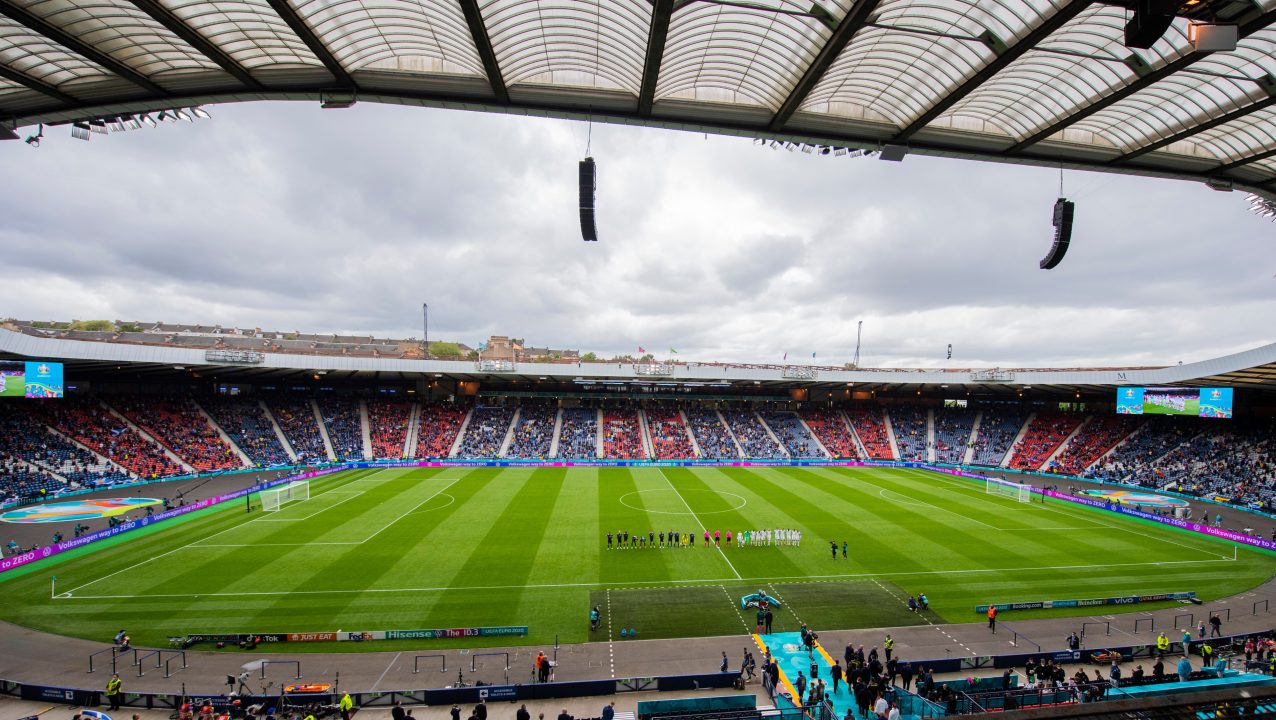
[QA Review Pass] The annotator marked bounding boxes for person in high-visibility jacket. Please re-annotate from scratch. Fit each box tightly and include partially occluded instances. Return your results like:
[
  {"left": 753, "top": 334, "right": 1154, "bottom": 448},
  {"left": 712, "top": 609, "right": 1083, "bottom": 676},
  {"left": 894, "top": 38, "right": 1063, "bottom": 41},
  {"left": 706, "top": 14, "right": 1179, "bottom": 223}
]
[
  {"left": 1156, "top": 632, "right": 1170, "bottom": 655},
  {"left": 1201, "top": 642, "right": 1214, "bottom": 667},
  {"left": 987, "top": 605, "right": 997, "bottom": 634},
  {"left": 338, "top": 692, "right": 353, "bottom": 720},
  {"left": 884, "top": 634, "right": 895, "bottom": 662},
  {"left": 105, "top": 673, "right": 123, "bottom": 711}
]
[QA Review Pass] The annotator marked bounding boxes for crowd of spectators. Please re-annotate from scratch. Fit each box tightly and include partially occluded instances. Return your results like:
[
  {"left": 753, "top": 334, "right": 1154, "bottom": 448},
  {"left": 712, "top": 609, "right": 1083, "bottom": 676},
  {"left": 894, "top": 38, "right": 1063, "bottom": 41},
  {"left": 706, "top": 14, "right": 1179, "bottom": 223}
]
[
  {"left": 685, "top": 409, "right": 738, "bottom": 459},
  {"left": 457, "top": 406, "right": 515, "bottom": 458},
  {"left": 317, "top": 398, "right": 365, "bottom": 461},
  {"left": 646, "top": 410, "right": 696, "bottom": 459},
  {"left": 367, "top": 399, "right": 411, "bottom": 459},
  {"left": 1049, "top": 415, "right": 1141, "bottom": 476},
  {"left": 1008, "top": 412, "right": 1085, "bottom": 471},
  {"left": 267, "top": 399, "right": 328, "bottom": 463},
  {"left": 506, "top": 404, "right": 556, "bottom": 459},
  {"left": 933, "top": 408, "right": 977, "bottom": 464},
  {"left": 1131, "top": 419, "right": 1276, "bottom": 505},
  {"left": 556, "top": 408, "right": 599, "bottom": 459},
  {"left": 202, "top": 398, "right": 290, "bottom": 467},
  {"left": 969, "top": 409, "right": 1026, "bottom": 467},
  {"left": 0, "top": 459, "right": 65, "bottom": 505},
  {"left": 603, "top": 411, "right": 645, "bottom": 459},
  {"left": 800, "top": 409, "right": 859, "bottom": 459},
  {"left": 890, "top": 407, "right": 929, "bottom": 462},
  {"left": 39, "top": 400, "right": 185, "bottom": 478},
  {"left": 760, "top": 411, "right": 823, "bottom": 458},
  {"left": 113, "top": 398, "right": 242, "bottom": 472},
  {"left": 414, "top": 403, "right": 467, "bottom": 458},
  {"left": 1091, "top": 416, "right": 1197, "bottom": 484},
  {"left": 845, "top": 408, "right": 893, "bottom": 459},
  {"left": 722, "top": 411, "right": 784, "bottom": 458},
  {"left": 0, "top": 405, "right": 131, "bottom": 487}
]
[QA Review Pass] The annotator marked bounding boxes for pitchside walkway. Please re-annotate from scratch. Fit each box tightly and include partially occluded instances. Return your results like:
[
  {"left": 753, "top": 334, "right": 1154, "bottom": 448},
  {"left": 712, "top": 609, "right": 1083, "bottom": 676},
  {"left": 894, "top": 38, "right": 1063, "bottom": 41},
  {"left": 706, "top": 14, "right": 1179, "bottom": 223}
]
[
  {"left": 2, "top": 571, "right": 1275, "bottom": 697},
  {"left": 756, "top": 632, "right": 860, "bottom": 719}
]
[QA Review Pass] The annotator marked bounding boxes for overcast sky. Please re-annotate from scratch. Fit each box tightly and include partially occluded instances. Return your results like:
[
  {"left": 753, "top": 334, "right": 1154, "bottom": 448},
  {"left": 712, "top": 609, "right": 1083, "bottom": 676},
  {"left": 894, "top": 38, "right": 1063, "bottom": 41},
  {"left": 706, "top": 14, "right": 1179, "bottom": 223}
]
[{"left": 1, "top": 101, "right": 1272, "bottom": 368}]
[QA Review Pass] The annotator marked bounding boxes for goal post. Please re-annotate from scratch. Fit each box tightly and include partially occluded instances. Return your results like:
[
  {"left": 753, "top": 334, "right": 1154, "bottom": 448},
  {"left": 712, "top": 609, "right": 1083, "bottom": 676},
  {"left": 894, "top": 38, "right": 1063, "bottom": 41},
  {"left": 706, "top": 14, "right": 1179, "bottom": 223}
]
[
  {"left": 261, "top": 480, "right": 309, "bottom": 512},
  {"left": 986, "top": 477, "right": 1033, "bottom": 503}
]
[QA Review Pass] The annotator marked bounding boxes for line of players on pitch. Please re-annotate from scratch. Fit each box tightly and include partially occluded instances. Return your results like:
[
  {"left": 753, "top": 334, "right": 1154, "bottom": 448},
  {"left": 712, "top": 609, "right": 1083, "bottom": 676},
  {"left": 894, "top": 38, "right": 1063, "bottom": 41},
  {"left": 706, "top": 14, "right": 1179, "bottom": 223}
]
[{"left": 606, "top": 529, "right": 802, "bottom": 548}]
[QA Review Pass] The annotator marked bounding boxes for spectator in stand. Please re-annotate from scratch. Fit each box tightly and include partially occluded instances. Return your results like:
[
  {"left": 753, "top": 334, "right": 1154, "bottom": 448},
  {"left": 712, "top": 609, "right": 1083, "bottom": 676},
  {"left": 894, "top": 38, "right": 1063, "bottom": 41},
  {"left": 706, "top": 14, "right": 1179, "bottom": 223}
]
[
  {"left": 415, "top": 403, "right": 466, "bottom": 458},
  {"left": 760, "top": 411, "right": 823, "bottom": 459},
  {"left": 723, "top": 411, "right": 784, "bottom": 458},
  {"left": 367, "top": 399, "right": 411, "bottom": 459},
  {"left": 318, "top": 397, "right": 363, "bottom": 461},
  {"left": 458, "top": 406, "right": 516, "bottom": 458},
  {"left": 646, "top": 409, "right": 695, "bottom": 459},
  {"left": 267, "top": 399, "right": 328, "bottom": 462},
  {"left": 556, "top": 408, "right": 599, "bottom": 459},
  {"left": 507, "top": 404, "right": 557, "bottom": 459},
  {"left": 685, "top": 409, "right": 738, "bottom": 459}
]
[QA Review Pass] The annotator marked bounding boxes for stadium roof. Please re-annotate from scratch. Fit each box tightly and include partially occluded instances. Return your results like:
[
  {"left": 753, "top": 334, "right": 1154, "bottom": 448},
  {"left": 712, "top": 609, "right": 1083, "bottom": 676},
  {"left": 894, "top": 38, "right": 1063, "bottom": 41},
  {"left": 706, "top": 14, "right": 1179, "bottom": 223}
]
[
  {"left": 2, "top": 0, "right": 1276, "bottom": 196},
  {"left": 4, "top": 327, "right": 1276, "bottom": 397}
]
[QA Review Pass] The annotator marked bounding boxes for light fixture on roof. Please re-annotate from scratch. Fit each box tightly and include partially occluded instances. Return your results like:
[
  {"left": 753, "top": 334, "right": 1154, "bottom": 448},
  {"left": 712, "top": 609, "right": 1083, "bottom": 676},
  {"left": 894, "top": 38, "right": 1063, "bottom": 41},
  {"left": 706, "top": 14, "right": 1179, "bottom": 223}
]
[
  {"left": 191, "top": 106, "right": 211, "bottom": 119},
  {"left": 878, "top": 144, "right": 909, "bottom": 162},
  {"left": 24, "top": 124, "right": 43, "bottom": 147},
  {"left": 71, "top": 122, "right": 91, "bottom": 141},
  {"left": 174, "top": 109, "right": 193, "bottom": 122},
  {"left": 1188, "top": 22, "right": 1237, "bottom": 51},
  {"left": 833, "top": 147, "right": 848, "bottom": 157},
  {"left": 89, "top": 120, "right": 108, "bottom": 134},
  {"left": 124, "top": 116, "right": 142, "bottom": 131},
  {"left": 320, "top": 91, "right": 358, "bottom": 109},
  {"left": 1248, "top": 193, "right": 1276, "bottom": 221},
  {"left": 139, "top": 113, "right": 156, "bottom": 128}
]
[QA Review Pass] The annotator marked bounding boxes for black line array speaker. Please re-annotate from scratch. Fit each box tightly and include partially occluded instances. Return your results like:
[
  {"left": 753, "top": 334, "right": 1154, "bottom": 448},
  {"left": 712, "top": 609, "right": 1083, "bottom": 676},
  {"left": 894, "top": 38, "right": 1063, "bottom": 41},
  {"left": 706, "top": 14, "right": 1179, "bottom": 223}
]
[
  {"left": 1125, "top": 0, "right": 1177, "bottom": 48},
  {"left": 579, "top": 157, "right": 597, "bottom": 241},
  {"left": 1040, "top": 197, "right": 1075, "bottom": 270}
]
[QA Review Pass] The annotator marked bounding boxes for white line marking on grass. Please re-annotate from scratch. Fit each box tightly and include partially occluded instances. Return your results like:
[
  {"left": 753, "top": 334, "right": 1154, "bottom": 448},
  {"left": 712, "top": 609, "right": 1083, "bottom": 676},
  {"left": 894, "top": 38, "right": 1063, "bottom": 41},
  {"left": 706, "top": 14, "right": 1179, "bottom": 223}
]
[
  {"left": 63, "top": 468, "right": 394, "bottom": 594},
  {"left": 606, "top": 589, "right": 615, "bottom": 678},
  {"left": 657, "top": 468, "right": 742, "bottom": 579},
  {"left": 254, "top": 488, "right": 371, "bottom": 522},
  {"left": 56, "top": 557, "right": 1236, "bottom": 601},
  {"left": 191, "top": 542, "right": 363, "bottom": 547},
  {"left": 720, "top": 585, "right": 752, "bottom": 633},
  {"left": 859, "top": 478, "right": 998, "bottom": 530},
  {"left": 355, "top": 476, "right": 464, "bottom": 543}
]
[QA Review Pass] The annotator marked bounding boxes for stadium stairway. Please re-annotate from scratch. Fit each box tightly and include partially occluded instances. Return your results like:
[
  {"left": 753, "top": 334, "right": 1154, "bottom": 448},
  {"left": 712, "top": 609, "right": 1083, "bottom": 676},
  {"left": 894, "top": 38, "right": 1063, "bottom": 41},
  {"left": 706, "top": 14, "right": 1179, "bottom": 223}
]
[{"left": 755, "top": 631, "right": 863, "bottom": 719}]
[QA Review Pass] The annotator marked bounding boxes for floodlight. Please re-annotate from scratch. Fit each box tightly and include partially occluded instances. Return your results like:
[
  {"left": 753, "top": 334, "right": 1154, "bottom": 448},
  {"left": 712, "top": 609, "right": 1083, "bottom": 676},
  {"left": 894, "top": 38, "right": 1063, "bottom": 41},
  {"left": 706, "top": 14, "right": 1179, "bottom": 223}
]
[
  {"left": 125, "top": 116, "right": 142, "bottom": 130},
  {"left": 833, "top": 148, "right": 848, "bottom": 156},
  {"left": 819, "top": 146, "right": 832, "bottom": 155},
  {"left": 174, "top": 109, "right": 192, "bottom": 122},
  {"left": 191, "top": 106, "right": 211, "bottom": 119},
  {"left": 140, "top": 114, "right": 156, "bottom": 127},
  {"left": 89, "top": 119, "right": 108, "bottom": 134},
  {"left": 71, "top": 122, "right": 90, "bottom": 141},
  {"left": 108, "top": 118, "right": 125, "bottom": 133},
  {"left": 800, "top": 144, "right": 814, "bottom": 154}
]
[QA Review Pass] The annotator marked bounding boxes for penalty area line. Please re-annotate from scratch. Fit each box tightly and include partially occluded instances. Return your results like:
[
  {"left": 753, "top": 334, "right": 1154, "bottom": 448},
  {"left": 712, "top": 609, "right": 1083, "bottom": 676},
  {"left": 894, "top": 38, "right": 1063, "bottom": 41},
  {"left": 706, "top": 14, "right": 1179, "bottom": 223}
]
[{"left": 51, "top": 556, "right": 1236, "bottom": 601}]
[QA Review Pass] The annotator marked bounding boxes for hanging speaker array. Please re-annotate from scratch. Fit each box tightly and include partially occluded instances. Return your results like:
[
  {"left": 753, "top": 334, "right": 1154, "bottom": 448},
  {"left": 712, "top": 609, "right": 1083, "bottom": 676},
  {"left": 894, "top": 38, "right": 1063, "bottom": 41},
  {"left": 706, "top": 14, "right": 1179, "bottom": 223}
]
[
  {"left": 1039, "top": 198, "right": 1075, "bottom": 270},
  {"left": 579, "top": 157, "right": 598, "bottom": 242}
]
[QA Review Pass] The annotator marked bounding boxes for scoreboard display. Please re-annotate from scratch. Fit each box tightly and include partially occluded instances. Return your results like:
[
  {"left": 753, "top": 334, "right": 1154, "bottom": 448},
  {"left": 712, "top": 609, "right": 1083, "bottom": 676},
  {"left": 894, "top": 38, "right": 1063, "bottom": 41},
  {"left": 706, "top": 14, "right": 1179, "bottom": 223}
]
[
  {"left": 1116, "top": 386, "right": 1232, "bottom": 419},
  {"left": 0, "top": 361, "right": 65, "bottom": 398}
]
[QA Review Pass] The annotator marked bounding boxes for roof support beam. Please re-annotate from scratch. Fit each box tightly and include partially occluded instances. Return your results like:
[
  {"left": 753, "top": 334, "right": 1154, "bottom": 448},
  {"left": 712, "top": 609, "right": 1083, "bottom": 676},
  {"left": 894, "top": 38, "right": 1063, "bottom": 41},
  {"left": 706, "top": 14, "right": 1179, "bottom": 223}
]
[
  {"left": 264, "top": 0, "right": 354, "bottom": 89},
  {"left": 1112, "top": 89, "right": 1276, "bottom": 164},
  {"left": 127, "top": 0, "right": 265, "bottom": 91},
  {"left": 457, "top": 0, "right": 508, "bottom": 104},
  {"left": 892, "top": 0, "right": 1093, "bottom": 143},
  {"left": 0, "top": 1, "right": 165, "bottom": 95},
  {"left": 1006, "top": 5, "right": 1276, "bottom": 154},
  {"left": 637, "top": 0, "right": 676, "bottom": 116},
  {"left": 1214, "top": 145, "right": 1276, "bottom": 174},
  {"left": 768, "top": 0, "right": 883, "bottom": 131},
  {"left": 0, "top": 64, "right": 78, "bottom": 105}
]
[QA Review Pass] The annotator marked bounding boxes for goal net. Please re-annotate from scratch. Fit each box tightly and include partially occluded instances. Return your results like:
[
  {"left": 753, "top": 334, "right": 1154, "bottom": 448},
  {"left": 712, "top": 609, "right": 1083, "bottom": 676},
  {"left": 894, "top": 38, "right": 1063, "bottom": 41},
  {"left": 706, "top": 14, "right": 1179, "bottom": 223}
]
[
  {"left": 986, "top": 477, "right": 1033, "bottom": 503},
  {"left": 261, "top": 480, "right": 309, "bottom": 512}
]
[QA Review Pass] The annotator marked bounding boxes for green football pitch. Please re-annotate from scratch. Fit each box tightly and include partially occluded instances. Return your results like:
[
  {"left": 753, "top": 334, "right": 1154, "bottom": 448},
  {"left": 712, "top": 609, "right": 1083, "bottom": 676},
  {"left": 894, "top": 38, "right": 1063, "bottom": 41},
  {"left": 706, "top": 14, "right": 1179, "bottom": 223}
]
[{"left": 0, "top": 465, "right": 1272, "bottom": 652}]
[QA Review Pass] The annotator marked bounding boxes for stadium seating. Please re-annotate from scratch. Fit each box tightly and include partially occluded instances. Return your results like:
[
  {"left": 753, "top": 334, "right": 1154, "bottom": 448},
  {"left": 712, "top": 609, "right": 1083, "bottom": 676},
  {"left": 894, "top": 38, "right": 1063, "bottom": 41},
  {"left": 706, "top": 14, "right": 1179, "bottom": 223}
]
[
  {"left": 685, "top": 409, "right": 738, "bottom": 459},
  {"left": 202, "top": 398, "right": 290, "bottom": 467},
  {"left": 722, "top": 411, "right": 784, "bottom": 458},
  {"left": 0, "top": 404, "right": 131, "bottom": 488},
  {"left": 1133, "top": 418, "right": 1276, "bottom": 504},
  {"left": 505, "top": 404, "right": 557, "bottom": 459},
  {"left": 933, "top": 408, "right": 977, "bottom": 464},
  {"left": 39, "top": 400, "right": 185, "bottom": 479},
  {"left": 602, "top": 410, "right": 646, "bottom": 460},
  {"left": 266, "top": 399, "right": 329, "bottom": 463},
  {"left": 890, "top": 406, "right": 929, "bottom": 462},
  {"left": 457, "top": 406, "right": 515, "bottom": 458},
  {"left": 1049, "top": 415, "right": 1142, "bottom": 476},
  {"left": 414, "top": 403, "right": 467, "bottom": 458},
  {"left": 845, "top": 408, "right": 894, "bottom": 460},
  {"left": 1008, "top": 412, "right": 1085, "bottom": 471},
  {"left": 367, "top": 399, "right": 411, "bottom": 459},
  {"left": 556, "top": 408, "right": 599, "bottom": 459},
  {"left": 645, "top": 409, "right": 696, "bottom": 459},
  {"left": 759, "top": 411, "right": 823, "bottom": 458},
  {"left": 1093, "top": 416, "right": 1198, "bottom": 483},
  {"left": 317, "top": 397, "right": 364, "bottom": 461},
  {"left": 799, "top": 409, "right": 859, "bottom": 459},
  {"left": 111, "top": 397, "right": 241, "bottom": 472},
  {"left": 0, "top": 459, "right": 66, "bottom": 505},
  {"left": 969, "top": 408, "right": 1027, "bottom": 467}
]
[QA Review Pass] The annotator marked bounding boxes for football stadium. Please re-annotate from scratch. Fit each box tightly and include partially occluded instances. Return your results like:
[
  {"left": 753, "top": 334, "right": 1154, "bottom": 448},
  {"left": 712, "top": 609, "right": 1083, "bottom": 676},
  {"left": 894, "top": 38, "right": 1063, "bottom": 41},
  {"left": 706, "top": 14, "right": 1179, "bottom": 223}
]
[{"left": 4, "top": 1, "right": 1276, "bottom": 720}]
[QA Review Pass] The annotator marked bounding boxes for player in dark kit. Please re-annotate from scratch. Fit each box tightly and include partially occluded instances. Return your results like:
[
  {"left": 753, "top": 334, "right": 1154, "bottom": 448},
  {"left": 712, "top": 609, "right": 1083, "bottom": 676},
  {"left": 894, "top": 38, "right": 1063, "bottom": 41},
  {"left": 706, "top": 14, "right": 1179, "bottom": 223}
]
[
  {"left": 607, "top": 532, "right": 613, "bottom": 548},
  {"left": 659, "top": 531, "right": 665, "bottom": 547},
  {"left": 830, "top": 540, "right": 837, "bottom": 559}
]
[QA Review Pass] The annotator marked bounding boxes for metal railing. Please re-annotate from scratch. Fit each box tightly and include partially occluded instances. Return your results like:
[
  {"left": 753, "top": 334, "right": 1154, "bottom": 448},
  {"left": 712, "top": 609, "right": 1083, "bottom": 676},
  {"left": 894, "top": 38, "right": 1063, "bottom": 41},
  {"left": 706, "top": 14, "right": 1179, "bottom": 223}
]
[
  {"left": 1134, "top": 617, "right": 1155, "bottom": 634},
  {"left": 88, "top": 646, "right": 122, "bottom": 674},
  {"left": 471, "top": 652, "right": 509, "bottom": 684},
  {"left": 1081, "top": 621, "right": 1110, "bottom": 645},
  {"left": 1007, "top": 627, "right": 1042, "bottom": 652},
  {"left": 1174, "top": 613, "right": 1194, "bottom": 629},
  {"left": 1255, "top": 599, "right": 1270, "bottom": 615},
  {"left": 413, "top": 655, "right": 446, "bottom": 674},
  {"left": 261, "top": 660, "right": 301, "bottom": 679},
  {"left": 1210, "top": 608, "right": 1231, "bottom": 622}
]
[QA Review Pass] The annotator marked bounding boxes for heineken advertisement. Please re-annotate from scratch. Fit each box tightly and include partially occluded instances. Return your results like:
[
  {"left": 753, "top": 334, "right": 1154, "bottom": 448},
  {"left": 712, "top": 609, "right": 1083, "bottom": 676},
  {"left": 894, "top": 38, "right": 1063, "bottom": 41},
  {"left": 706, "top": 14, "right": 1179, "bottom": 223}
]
[
  {"left": 976, "top": 591, "right": 1195, "bottom": 614},
  {"left": 185, "top": 626, "right": 530, "bottom": 645}
]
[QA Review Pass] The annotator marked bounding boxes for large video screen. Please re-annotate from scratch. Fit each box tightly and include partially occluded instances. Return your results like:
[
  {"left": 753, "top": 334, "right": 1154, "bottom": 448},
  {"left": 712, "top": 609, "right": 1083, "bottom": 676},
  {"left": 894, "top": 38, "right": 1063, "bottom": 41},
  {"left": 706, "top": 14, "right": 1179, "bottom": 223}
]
[
  {"left": 0, "top": 361, "right": 64, "bottom": 398},
  {"left": 1116, "top": 386, "right": 1232, "bottom": 419}
]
